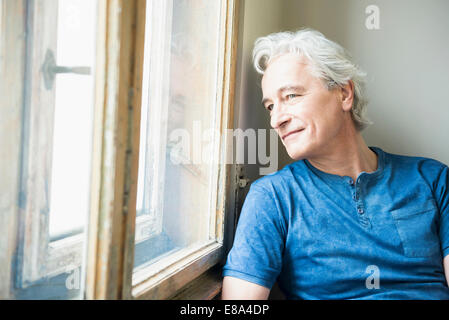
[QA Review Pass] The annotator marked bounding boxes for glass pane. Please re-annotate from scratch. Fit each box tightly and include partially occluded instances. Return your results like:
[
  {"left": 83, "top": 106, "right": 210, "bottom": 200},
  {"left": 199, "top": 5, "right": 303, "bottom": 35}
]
[
  {"left": 13, "top": 0, "right": 97, "bottom": 299},
  {"left": 49, "top": 0, "right": 96, "bottom": 240},
  {"left": 134, "top": 0, "right": 222, "bottom": 272}
]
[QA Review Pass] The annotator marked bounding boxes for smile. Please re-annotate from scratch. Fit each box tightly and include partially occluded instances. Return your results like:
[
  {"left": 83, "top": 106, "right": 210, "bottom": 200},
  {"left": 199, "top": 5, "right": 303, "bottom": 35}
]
[{"left": 282, "top": 129, "right": 305, "bottom": 140}]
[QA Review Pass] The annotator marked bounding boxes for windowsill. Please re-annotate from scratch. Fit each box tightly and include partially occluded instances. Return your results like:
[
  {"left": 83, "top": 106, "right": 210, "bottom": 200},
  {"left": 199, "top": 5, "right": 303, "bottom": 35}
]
[
  {"left": 169, "top": 265, "right": 223, "bottom": 300},
  {"left": 168, "top": 265, "right": 287, "bottom": 300}
]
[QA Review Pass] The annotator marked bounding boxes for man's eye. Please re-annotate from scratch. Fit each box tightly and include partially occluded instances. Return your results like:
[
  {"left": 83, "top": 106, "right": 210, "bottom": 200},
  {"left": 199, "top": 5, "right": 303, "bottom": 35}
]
[
  {"left": 266, "top": 104, "right": 273, "bottom": 111},
  {"left": 286, "top": 93, "right": 299, "bottom": 99}
]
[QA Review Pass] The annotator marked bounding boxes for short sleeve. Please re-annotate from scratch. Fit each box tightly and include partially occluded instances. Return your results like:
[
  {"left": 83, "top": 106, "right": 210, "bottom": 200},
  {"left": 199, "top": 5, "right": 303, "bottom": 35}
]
[
  {"left": 435, "top": 165, "right": 449, "bottom": 257},
  {"left": 222, "top": 183, "right": 286, "bottom": 289}
]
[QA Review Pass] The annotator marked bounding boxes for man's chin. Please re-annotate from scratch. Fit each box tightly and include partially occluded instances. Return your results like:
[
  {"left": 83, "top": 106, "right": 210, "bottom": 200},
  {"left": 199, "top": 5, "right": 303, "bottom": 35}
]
[
  {"left": 286, "top": 148, "right": 306, "bottom": 161},
  {"left": 286, "top": 141, "right": 317, "bottom": 161}
]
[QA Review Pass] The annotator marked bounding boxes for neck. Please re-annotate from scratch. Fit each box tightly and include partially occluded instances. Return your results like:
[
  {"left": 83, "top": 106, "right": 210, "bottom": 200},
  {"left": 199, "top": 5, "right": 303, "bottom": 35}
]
[{"left": 306, "top": 123, "right": 378, "bottom": 182}]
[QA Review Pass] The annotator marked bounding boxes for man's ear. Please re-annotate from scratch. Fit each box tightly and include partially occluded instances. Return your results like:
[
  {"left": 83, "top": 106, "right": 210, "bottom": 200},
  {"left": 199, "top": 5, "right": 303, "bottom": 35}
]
[{"left": 340, "top": 80, "right": 354, "bottom": 112}]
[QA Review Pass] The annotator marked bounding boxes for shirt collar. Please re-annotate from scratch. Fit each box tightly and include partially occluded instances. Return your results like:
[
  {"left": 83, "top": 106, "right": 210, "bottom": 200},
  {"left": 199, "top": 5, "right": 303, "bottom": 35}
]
[{"left": 303, "top": 146, "right": 386, "bottom": 183}]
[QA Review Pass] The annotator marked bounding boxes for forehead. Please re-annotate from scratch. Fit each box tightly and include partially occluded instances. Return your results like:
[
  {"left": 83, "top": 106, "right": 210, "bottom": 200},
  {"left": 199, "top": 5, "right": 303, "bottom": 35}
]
[{"left": 261, "top": 53, "right": 313, "bottom": 93}]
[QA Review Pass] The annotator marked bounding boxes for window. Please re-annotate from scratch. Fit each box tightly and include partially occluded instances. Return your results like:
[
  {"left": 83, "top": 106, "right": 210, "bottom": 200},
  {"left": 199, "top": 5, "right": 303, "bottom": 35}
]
[
  {"left": 133, "top": 0, "right": 224, "bottom": 287},
  {"left": 0, "top": 0, "right": 97, "bottom": 299},
  {"left": 131, "top": 0, "right": 240, "bottom": 300},
  {"left": 0, "top": 0, "right": 239, "bottom": 300}
]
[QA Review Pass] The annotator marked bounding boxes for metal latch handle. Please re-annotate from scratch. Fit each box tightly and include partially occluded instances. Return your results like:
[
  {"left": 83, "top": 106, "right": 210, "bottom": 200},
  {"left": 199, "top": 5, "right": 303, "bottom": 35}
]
[{"left": 41, "top": 49, "right": 91, "bottom": 90}]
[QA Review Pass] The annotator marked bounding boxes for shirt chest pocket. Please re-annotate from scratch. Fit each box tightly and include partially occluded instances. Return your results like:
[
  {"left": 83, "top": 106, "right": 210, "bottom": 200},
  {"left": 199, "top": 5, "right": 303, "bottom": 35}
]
[{"left": 390, "top": 201, "right": 441, "bottom": 258}]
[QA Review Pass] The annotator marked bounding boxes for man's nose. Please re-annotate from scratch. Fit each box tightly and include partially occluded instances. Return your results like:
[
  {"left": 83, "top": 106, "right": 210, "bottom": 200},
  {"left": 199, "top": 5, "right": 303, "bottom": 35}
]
[{"left": 270, "top": 104, "right": 291, "bottom": 129}]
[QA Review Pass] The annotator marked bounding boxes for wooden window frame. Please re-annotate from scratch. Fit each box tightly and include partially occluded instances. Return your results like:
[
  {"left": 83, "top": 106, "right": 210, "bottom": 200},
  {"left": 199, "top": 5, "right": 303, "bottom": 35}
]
[
  {"left": 130, "top": 0, "right": 240, "bottom": 300},
  {"left": 15, "top": 0, "right": 59, "bottom": 286},
  {"left": 134, "top": 0, "right": 173, "bottom": 244},
  {"left": 85, "top": 0, "right": 240, "bottom": 300},
  {"left": 0, "top": 0, "right": 88, "bottom": 296},
  {"left": 0, "top": 0, "right": 27, "bottom": 299},
  {"left": 12, "top": 0, "right": 92, "bottom": 288},
  {"left": 0, "top": 0, "right": 239, "bottom": 300}
]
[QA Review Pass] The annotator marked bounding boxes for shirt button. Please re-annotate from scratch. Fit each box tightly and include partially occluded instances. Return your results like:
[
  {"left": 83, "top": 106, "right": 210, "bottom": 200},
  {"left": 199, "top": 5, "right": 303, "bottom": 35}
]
[
  {"left": 357, "top": 208, "right": 364, "bottom": 214},
  {"left": 348, "top": 179, "right": 354, "bottom": 185}
]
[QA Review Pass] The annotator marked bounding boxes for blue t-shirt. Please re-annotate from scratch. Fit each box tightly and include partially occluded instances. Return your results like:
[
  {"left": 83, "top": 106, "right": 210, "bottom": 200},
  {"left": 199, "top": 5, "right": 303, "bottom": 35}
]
[{"left": 222, "top": 146, "right": 449, "bottom": 299}]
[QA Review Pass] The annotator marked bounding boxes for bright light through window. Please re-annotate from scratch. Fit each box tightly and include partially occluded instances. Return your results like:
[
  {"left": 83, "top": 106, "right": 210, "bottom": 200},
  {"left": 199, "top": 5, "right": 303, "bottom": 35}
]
[
  {"left": 134, "top": 0, "right": 222, "bottom": 273},
  {"left": 49, "top": 0, "right": 96, "bottom": 240}
]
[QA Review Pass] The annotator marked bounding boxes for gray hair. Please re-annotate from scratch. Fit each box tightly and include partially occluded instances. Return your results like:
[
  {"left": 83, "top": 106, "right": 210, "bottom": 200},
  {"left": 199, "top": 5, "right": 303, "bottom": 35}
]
[{"left": 253, "top": 28, "right": 373, "bottom": 131}]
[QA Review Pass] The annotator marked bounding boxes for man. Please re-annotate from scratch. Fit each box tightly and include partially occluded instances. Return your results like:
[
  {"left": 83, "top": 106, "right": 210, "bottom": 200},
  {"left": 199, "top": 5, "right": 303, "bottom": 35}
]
[{"left": 222, "top": 29, "right": 449, "bottom": 299}]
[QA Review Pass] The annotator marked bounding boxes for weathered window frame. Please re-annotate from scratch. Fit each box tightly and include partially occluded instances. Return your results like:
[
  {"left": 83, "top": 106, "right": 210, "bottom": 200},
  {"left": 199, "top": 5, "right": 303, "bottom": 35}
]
[
  {"left": 13, "top": 0, "right": 90, "bottom": 288},
  {"left": 130, "top": 0, "right": 240, "bottom": 300},
  {"left": 84, "top": 0, "right": 240, "bottom": 300},
  {"left": 14, "top": 0, "right": 59, "bottom": 286},
  {"left": 0, "top": 0, "right": 239, "bottom": 300},
  {"left": 84, "top": 0, "right": 148, "bottom": 300},
  {"left": 1, "top": 0, "right": 90, "bottom": 297},
  {"left": 134, "top": 0, "right": 173, "bottom": 245},
  {"left": 0, "top": 0, "right": 27, "bottom": 299}
]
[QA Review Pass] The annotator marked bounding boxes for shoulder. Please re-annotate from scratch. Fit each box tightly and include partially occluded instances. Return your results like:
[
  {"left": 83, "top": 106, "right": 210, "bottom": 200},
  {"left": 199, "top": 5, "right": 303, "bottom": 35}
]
[
  {"left": 250, "top": 161, "right": 305, "bottom": 194},
  {"left": 385, "top": 149, "right": 448, "bottom": 176},
  {"left": 241, "top": 164, "right": 307, "bottom": 236},
  {"left": 383, "top": 148, "right": 448, "bottom": 191}
]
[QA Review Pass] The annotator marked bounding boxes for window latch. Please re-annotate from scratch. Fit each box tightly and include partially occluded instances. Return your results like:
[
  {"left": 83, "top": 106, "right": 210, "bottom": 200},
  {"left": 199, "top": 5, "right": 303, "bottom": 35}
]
[
  {"left": 236, "top": 164, "right": 251, "bottom": 189},
  {"left": 41, "top": 49, "right": 91, "bottom": 90}
]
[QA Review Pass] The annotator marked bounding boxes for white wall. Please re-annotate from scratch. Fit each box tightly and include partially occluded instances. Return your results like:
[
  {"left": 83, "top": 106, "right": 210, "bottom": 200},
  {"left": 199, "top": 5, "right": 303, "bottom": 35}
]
[
  {"left": 235, "top": 0, "right": 290, "bottom": 182},
  {"left": 283, "top": 0, "right": 449, "bottom": 164},
  {"left": 237, "top": 0, "right": 449, "bottom": 180}
]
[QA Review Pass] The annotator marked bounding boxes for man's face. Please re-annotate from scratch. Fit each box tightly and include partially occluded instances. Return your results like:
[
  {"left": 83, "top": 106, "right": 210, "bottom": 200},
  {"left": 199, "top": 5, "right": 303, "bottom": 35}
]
[{"left": 261, "top": 53, "right": 350, "bottom": 160}]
